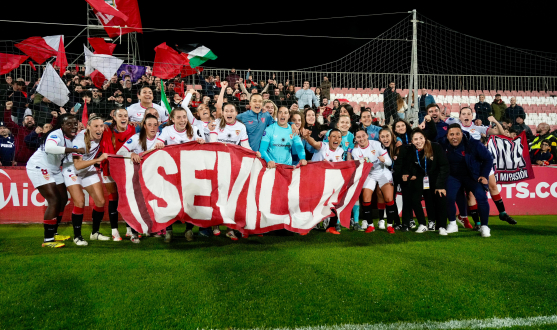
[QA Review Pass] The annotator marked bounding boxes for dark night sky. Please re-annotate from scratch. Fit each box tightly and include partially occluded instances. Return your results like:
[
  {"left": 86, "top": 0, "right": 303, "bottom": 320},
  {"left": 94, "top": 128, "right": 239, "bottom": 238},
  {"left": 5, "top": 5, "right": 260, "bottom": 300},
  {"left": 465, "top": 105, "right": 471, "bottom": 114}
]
[{"left": 3, "top": 3, "right": 555, "bottom": 71}]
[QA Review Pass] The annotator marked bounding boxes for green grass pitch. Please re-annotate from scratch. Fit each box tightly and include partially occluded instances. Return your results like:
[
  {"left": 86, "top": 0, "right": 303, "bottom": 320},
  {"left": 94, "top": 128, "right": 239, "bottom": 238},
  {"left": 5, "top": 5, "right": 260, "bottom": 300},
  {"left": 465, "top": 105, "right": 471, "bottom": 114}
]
[{"left": 0, "top": 216, "right": 556, "bottom": 329}]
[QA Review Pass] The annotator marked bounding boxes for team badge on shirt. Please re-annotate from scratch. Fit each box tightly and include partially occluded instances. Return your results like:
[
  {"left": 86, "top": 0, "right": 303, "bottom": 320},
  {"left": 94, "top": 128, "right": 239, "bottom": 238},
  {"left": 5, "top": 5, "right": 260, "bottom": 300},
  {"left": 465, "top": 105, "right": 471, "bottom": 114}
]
[
  {"left": 289, "top": 134, "right": 293, "bottom": 139},
  {"left": 335, "top": 155, "right": 340, "bottom": 160},
  {"left": 261, "top": 118, "right": 265, "bottom": 123},
  {"left": 371, "top": 150, "right": 376, "bottom": 155},
  {"left": 345, "top": 141, "right": 349, "bottom": 147},
  {"left": 235, "top": 130, "right": 240, "bottom": 136},
  {"left": 69, "top": 174, "right": 77, "bottom": 182}
]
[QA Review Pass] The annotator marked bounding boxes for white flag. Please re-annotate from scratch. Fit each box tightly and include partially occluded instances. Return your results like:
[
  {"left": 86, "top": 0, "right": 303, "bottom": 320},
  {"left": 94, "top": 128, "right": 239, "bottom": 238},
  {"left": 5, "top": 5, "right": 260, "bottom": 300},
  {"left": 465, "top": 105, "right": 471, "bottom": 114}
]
[
  {"left": 84, "top": 45, "right": 124, "bottom": 79},
  {"left": 36, "top": 63, "right": 69, "bottom": 107}
]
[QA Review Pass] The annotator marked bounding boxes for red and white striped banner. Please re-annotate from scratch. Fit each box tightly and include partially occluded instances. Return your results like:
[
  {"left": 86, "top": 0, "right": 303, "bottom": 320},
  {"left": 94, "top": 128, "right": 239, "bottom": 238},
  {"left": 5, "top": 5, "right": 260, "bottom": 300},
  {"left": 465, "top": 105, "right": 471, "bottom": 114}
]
[{"left": 108, "top": 143, "right": 372, "bottom": 235}]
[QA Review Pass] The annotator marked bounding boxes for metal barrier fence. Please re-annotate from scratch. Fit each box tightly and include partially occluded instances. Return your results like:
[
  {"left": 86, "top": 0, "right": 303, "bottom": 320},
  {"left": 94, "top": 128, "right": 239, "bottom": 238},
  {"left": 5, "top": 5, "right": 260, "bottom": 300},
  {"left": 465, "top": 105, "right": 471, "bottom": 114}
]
[{"left": 6, "top": 64, "right": 557, "bottom": 92}]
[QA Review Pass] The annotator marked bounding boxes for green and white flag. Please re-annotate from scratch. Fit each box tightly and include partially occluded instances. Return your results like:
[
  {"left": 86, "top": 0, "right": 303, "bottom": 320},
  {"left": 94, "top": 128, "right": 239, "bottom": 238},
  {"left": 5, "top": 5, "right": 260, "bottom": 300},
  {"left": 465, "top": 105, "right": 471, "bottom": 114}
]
[
  {"left": 160, "top": 80, "right": 172, "bottom": 115},
  {"left": 184, "top": 45, "right": 217, "bottom": 68}
]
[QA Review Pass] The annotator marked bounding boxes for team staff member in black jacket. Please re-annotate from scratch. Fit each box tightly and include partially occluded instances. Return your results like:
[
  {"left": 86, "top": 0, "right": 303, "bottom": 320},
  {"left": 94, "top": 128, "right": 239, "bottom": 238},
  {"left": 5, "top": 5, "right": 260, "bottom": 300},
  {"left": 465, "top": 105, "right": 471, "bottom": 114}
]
[{"left": 402, "top": 128, "right": 450, "bottom": 235}]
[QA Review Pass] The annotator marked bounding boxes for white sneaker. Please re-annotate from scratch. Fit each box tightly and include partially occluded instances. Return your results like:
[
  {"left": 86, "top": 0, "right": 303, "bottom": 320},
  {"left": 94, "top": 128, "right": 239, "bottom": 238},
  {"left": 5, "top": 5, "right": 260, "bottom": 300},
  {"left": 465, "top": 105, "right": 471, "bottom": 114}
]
[
  {"left": 90, "top": 232, "right": 111, "bottom": 241},
  {"left": 378, "top": 220, "right": 386, "bottom": 230},
  {"left": 439, "top": 228, "right": 448, "bottom": 236},
  {"left": 130, "top": 235, "right": 140, "bottom": 243},
  {"left": 480, "top": 225, "right": 491, "bottom": 237},
  {"left": 323, "top": 218, "right": 330, "bottom": 229},
  {"left": 415, "top": 224, "right": 428, "bottom": 233},
  {"left": 361, "top": 220, "right": 369, "bottom": 229},
  {"left": 446, "top": 221, "right": 459, "bottom": 233},
  {"left": 73, "top": 236, "right": 88, "bottom": 246}
]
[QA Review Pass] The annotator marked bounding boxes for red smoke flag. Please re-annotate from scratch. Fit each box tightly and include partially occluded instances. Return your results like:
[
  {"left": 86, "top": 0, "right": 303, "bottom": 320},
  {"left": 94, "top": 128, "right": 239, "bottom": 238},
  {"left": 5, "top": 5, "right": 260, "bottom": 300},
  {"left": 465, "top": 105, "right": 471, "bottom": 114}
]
[
  {"left": 86, "top": 0, "right": 142, "bottom": 38},
  {"left": 53, "top": 36, "right": 68, "bottom": 77},
  {"left": 0, "top": 53, "right": 29, "bottom": 75},
  {"left": 88, "top": 37, "right": 117, "bottom": 55},
  {"left": 152, "top": 43, "right": 188, "bottom": 80},
  {"left": 28, "top": 61, "right": 36, "bottom": 71},
  {"left": 15, "top": 37, "right": 57, "bottom": 64},
  {"left": 82, "top": 101, "right": 89, "bottom": 127},
  {"left": 90, "top": 70, "right": 106, "bottom": 89}
]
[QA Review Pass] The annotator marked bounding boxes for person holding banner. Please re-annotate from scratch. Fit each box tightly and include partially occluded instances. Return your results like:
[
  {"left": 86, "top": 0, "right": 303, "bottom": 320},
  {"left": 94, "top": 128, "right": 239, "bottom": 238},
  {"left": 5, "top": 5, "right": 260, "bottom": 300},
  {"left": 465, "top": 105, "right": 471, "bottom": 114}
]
[
  {"left": 64, "top": 117, "right": 111, "bottom": 246},
  {"left": 100, "top": 108, "right": 136, "bottom": 240},
  {"left": 259, "top": 106, "right": 307, "bottom": 168},
  {"left": 440, "top": 124, "right": 493, "bottom": 238},
  {"left": 302, "top": 128, "right": 346, "bottom": 235},
  {"left": 402, "top": 128, "right": 450, "bottom": 235},
  {"left": 154, "top": 108, "right": 205, "bottom": 243},
  {"left": 26, "top": 113, "right": 82, "bottom": 248},
  {"left": 236, "top": 93, "right": 275, "bottom": 152},
  {"left": 210, "top": 102, "right": 251, "bottom": 240},
  {"left": 127, "top": 86, "right": 169, "bottom": 125},
  {"left": 116, "top": 114, "right": 165, "bottom": 243},
  {"left": 351, "top": 128, "right": 397, "bottom": 234}
]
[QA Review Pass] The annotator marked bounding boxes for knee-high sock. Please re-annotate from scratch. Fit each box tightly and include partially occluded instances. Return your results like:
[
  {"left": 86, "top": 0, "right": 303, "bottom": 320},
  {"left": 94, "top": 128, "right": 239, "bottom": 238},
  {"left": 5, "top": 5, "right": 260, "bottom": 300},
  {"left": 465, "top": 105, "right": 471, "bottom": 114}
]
[
  {"left": 361, "top": 201, "right": 373, "bottom": 224},
  {"left": 72, "top": 206, "right": 84, "bottom": 238},
  {"left": 377, "top": 202, "right": 386, "bottom": 220},
  {"left": 55, "top": 212, "right": 64, "bottom": 233},
  {"left": 352, "top": 203, "right": 360, "bottom": 223},
  {"left": 491, "top": 193, "right": 506, "bottom": 214},
  {"left": 385, "top": 200, "right": 399, "bottom": 225},
  {"left": 44, "top": 218, "right": 57, "bottom": 241},
  {"left": 108, "top": 194, "right": 119, "bottom": 230},
  {"left": 468, "top": 205, "right": 480, "bottom": 226},
  {"left": 92, "top": 205, "right": 104, "bottom": 234}
]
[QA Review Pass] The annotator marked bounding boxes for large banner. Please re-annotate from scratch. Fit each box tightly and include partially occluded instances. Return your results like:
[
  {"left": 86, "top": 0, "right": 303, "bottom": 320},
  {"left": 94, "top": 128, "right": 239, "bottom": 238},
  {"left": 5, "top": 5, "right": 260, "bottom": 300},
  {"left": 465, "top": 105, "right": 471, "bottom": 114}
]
[
  {"left": 108, "top": 143, "right": 372, "bottom": 235},
  {"left": 1, "top": 166, "right": 556, "bottom": 222},
  {"left": 488, "top": 132, "right": 535, "bottom": 183}
]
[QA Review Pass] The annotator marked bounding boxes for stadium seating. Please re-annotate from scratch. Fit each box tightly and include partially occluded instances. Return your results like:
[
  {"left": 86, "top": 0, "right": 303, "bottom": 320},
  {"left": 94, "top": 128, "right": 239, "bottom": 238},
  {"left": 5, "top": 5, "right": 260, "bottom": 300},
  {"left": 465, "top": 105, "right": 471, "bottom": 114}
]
[{"left": 328, "top": 89, "right": 557, "bottom": 131}]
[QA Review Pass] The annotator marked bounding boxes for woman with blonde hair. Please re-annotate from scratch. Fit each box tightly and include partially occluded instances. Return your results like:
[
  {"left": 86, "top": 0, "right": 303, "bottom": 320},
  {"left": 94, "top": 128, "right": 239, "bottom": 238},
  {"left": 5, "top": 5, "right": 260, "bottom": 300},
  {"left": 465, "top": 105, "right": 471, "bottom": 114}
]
[{"left": 262, "top": 100, "right": 278, "bottom": 120}]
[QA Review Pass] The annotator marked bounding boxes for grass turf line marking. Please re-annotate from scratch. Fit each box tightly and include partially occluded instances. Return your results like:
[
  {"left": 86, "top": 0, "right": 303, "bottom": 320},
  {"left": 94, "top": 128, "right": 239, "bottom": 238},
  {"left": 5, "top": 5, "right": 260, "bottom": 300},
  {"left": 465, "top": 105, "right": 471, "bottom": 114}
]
[{"left": 241, "top": 315, "right": 557, "bottom": 330}]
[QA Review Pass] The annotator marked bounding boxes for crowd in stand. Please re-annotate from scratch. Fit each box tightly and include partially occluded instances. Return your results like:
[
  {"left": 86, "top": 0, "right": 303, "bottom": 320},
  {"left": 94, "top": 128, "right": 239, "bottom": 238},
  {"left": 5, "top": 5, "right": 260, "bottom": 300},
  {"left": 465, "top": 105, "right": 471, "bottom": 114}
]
[{"left": 0, "top": 67, "right": 556, "bottom": 248}]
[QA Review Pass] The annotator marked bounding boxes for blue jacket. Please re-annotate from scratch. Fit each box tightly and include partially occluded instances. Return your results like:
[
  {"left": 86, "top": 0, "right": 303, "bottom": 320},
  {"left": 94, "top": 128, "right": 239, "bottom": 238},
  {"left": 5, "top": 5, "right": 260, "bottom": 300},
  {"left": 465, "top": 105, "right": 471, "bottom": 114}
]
[
  {"left": 439, "top": 131, "right": 493, "bottom": 181},
  {"left": 0, "top": 134, "right": 15, "bottom": 164},
  {"left": 505, "top": 105, "right": 526, "bottom": 124},
  {"left": 474, "top": 102, "right": 492, "bottom": 123},
  {"left": 418, "top": 94, "right": 436, "bottom": 113},
  {"left": 237, "top": 110, "right": 275, "bottom": 151}
]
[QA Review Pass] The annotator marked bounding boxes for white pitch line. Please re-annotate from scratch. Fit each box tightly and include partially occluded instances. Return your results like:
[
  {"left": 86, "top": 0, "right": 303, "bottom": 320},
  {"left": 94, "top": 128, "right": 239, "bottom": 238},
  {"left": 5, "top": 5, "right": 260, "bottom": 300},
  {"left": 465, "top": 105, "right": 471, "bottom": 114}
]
[{"left": 238, "top": 315, "right": 557, "bottom": 330}]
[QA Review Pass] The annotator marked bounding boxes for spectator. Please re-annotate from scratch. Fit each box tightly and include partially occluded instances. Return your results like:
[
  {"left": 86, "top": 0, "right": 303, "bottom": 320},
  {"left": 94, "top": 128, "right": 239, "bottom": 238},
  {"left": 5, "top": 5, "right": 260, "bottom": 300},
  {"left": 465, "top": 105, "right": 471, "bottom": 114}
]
[
  {"left": 262, "top": 92, "right": 270, "bottom": 100},
  {"left": 239, "top": 78, "right": 269, "bottom": 100},
  {"left": 295, "top": 80, "right": 320, "bottom": 109},
  {"left": 491, "top": 93, "right": 506, "bottom": 121},
  {"left": 314, "top": 87, "right": 322, "bottom": 106},
  {"left": 531, "top": 141, "right": 555, "bottom": 165},
  {"left": 500, "top": 117, "right": 512, "bottom": 131},
  {"left": 319, "top": 76, "right": 331, "bottom": 100},
  {"left": 505, "top": 97, "right": 526, "bottom": 124},
  {"left": 270, "top": 88, "right": 282, "bottom": 103},
  {"left": 396, "top": 93, "right": 408, "bottom": 121},
  {"left": 3, "top": 101, "right": 56, "bottom": 166},
  {"left": 225, "top": 68, "right": 241, "bottom": 85},
  {"left": 90, "top": 88, "right": 108, "bottom": 118},
  {"left": 105, "top": 75, "right": 123, "bottom": 97},
  {"left": 383, "top": 81, "right": 399, "bottom": 125},
  {"left": 198, "top": 73, "right": 218, "bottom": 97},
  {"left": 512, "top": 115, "right": 534, "bottom": 141},
  {"left": 417, "top": 88, "right": 435, "bottom": 123},
  {"left": 474, "top": 94, "right": 492, "bottom": 125},
  {"left": 0, "top": 121, "right": 15, "bottom": 166},
  {"left": 8, "top": 81, "right": 28, "bottom": 124},
  {"left": 214, "top": 75, "right": 222, "bottom": 89},
  {"left": 122, "top": 80, "right": 136, "bottom": 104},
  {"left": 319, "top": 97, "right": 332, "bottom": 122},
  {"left": 530, "top": 123, "right": 557, "bottom": 159}
]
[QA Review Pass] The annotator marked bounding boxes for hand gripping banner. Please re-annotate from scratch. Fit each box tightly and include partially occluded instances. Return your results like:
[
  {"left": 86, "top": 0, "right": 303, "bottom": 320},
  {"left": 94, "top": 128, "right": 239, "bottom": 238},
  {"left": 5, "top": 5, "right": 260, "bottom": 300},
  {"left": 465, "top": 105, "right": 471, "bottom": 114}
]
[
  {"left": 108, "top": 143, "right": 372, "bottom": 235},
  {"left": 487, "top": 131, "right": 535, "bottom": 183}
]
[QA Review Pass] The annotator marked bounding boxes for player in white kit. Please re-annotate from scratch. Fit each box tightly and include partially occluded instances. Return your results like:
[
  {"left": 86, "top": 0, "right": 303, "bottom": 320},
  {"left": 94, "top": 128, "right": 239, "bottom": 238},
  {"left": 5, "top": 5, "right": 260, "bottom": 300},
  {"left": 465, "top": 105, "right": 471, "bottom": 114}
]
[
  {"left": 181, "top": 86, "right": 220, "bottom": 142},
  {"left": 302, "top": 127, "right": 345, "bottom": 234},
  {"left": 64, "top": 116, "right": 111, "bottom": 246},
  {"left": 209, "top": 94, "right": 252, "bottom": 240},
  {"left": 117, "top": 114, "right": 164, "bottom": 242},
  {"left": 26, "top": 114, "right": 82, "bottom": 248},
  {"left": 127, "top": 86, "right": 169, "bottom": 124},
  {"left": 351, "top": 128, "right": 398, "bottom": 234},
  {"left": 154, "top": 107, "right": 206, "bottom": 243}
]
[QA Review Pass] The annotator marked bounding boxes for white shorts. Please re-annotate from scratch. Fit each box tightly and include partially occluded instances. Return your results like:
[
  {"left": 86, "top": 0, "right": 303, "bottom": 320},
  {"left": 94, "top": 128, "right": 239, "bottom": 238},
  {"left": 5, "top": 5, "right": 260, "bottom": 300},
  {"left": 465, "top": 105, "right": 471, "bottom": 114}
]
[
  {"left": 489, "top": 168, "right": 495, "bottom": 177},
  {"left": 26, "top": 166, "right": 64, "bottom": 188},
  {"left": 63, "top": 167, "right": 101, "bottom": 188},
  {"left": 363, "top": 171, "right": 393, "bottom": 190}
]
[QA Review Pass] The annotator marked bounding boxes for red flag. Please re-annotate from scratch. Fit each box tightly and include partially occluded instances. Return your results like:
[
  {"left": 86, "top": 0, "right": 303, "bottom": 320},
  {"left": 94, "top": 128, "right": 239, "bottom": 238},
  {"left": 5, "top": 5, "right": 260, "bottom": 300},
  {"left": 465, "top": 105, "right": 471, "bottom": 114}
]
[
  {"left": 85, "top": 0, "right": 128, "bottom": 21},
  {"left": 15, "top": 37, "right": 57, "bottom": 64},
  {"left": 88, "top": 0, "right": 142, "bottom": 38},
  {"left": 179, "top": 53, "right": 197, "bottom": 78},
  {"left": 0, "top": 53, "right": 29, "bottom": 75},
  {"left": 88, "top": 38, "right": 117, "bottom": 55},
  {"left": 76, "top": 64, "right": 79, "bottom": 72},
  {"left": 152, "top": 43, "right": 188, "bottom": 80},
  {"left": 28, "top": 61, "right": 36, "bottom": 71},
  {"left": 54, "top": 36, "right": 68, "bottom": 77},
  {"left": 90, "top": 70, "right": 106, "bottom": 88},
  {"left": 82, "top": 101, "right": 89, "bottom": 127}
]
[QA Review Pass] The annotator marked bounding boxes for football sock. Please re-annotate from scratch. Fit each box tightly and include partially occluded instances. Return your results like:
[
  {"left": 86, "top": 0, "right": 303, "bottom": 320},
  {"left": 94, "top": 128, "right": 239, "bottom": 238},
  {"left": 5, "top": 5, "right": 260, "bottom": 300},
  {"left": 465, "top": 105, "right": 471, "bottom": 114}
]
[
  {"left": 468, "top": 205, "right": 480, "bottom": 226},
  {"left": 44, "top": 218, "right": 57, "bottom": 242},
  {"left": 491, "top": 193, "right": 506, "bottom": 214},
  {"left": 108, "top": 199, "right": 119, "bottom": 229},
  {"left": 385, "top": 200, "right": 398, "bottom": 225},
  {"left": 72, "top": 206, "right": 84, "bottom": 238},
  {"left": 55, "top": 212, "right": 63, "bottom": 233},
  {"left": 92, "top": 205, "right": 104, "bottom": 234},
  {"left": 362, "top": 201, "right": 373, "bottom": 225}
]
